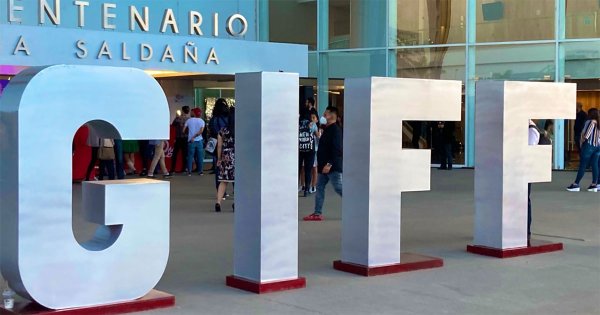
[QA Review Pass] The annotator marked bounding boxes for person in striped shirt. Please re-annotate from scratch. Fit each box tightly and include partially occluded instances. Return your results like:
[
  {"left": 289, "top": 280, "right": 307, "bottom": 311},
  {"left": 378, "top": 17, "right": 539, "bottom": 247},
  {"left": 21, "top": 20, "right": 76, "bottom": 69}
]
[{"left": 567, "top": 108, "right": 600, "bottom": 192}]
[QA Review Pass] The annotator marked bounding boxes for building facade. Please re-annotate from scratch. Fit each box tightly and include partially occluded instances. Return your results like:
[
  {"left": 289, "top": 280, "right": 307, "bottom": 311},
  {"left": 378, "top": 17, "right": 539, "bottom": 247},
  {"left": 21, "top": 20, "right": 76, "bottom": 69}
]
[{"left": 266, "top": 0, "right": 600, "bottom": 169}]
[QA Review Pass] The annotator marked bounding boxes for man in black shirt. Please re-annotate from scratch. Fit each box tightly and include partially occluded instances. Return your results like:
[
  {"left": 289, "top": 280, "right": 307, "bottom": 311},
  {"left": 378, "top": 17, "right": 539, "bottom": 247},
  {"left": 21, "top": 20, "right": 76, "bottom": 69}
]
[{"left": 304, "top": 106, "right": 342, "bottom": 221}]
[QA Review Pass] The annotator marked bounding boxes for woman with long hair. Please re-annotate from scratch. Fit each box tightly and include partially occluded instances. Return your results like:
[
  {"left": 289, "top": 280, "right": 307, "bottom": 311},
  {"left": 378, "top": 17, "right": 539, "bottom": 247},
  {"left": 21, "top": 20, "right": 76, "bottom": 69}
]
[
  {"left": 215, "top": 108, "right": 235, "bottom": 212},
  {"left": 567, "top": 108, "right": 600, "bottom": 192},
  {"left": 209, "top": 98, "right": 230, "bottom": 190}
]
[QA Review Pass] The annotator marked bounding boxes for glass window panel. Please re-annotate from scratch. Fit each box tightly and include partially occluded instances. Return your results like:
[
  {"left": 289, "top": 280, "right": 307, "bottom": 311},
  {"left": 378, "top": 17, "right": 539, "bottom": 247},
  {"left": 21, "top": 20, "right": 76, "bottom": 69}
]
[
  {"left": 566, "top": 0, "right": 600, "bottom": 39},
  {"left": 391, "top": 46, "right": 466, "bottom": 81},
  {"left": 326, "top": 50, "right": 388, "bottom": 79},
  {"left": 476, "top": 0, "right": 555, "bottom": 42},
  {"left": 394, "top": 0, "right": 467, "bottom": 46},
  {"left": 329, "top": 0, "right": 386, "bottom": 49},
  {"left": 564, "top": 41, "right": 600, "bottom": 79},
  {"left": 475, "top": 44, "right": 555, "bottom": 81},
  {"left": 390, "top": 47, "right": 466, "bottom": 164},
  {"left": 269, "top": 0, "right": 317, "bottom": 50},
  {"left": 308, "top": 52, "right": 318, "bottom": 78}
]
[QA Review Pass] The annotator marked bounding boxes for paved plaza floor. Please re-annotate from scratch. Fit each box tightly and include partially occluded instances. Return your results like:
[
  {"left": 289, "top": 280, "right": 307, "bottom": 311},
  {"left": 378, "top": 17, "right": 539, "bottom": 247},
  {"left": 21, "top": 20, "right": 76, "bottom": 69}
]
[{"left": 9, "top": 169, "right": 600, "bottom": 314}]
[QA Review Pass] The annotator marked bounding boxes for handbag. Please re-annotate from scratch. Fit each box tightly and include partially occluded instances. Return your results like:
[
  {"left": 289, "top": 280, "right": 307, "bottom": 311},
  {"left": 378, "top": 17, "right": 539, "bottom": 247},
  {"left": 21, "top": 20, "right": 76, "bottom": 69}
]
[
  {"left": 206, "top": 137, "right": 218, "bottom": 153},
  {"left": 98, "top": 139, "right": 115, "bottom": 160}
]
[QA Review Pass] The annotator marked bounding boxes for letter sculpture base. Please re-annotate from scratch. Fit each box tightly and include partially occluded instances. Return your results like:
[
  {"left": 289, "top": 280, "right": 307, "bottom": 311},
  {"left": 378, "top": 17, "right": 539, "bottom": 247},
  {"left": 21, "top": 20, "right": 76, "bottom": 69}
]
[
  {"left": 467, "top": 239, "right": 563, "bottom": 258},
  {"left": 226, "top": 276, "right": 306, "bottom": 294},
  {"left": 0, "top": 290, "right": 175, "bottom": 315},
  {"left": 333, "top": 253, "right": 443, "bottom": 277}
]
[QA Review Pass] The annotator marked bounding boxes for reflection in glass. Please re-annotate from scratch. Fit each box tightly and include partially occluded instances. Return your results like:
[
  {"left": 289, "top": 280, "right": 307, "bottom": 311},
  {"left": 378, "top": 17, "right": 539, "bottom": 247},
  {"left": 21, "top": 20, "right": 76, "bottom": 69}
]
[
  {"left": 329, "top": 0, "right": 386, "bottom": 49},
  {"left": 475, "top": 44, "right": 555, "bottom": 81},
  {"left": 392, "top": 47, "right": 465, "bottom": 81},
  {"left": 394, "top": 0, "right": 466, "bottom": 46},
  {"left": 327, "top": 50, "right": 387, "bottom": 79},
  {"left": 269, "top": 0, "right": 317, "bottom": 50},
  {"left": 476, "top": 0, "right": 555, "bottom": 42},
  {"left": 391, "top": 47, "right": 466, "bottom": 164},
  {"left": 566, "top": 0, "right": 600, "bottom": 39}
]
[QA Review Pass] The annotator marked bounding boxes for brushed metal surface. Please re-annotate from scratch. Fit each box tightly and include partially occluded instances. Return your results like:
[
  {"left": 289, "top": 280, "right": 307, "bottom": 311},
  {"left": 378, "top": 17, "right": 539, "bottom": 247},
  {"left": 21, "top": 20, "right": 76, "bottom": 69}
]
[
  {"left": 233, "top": 72, "right": 300, "bottom": 283},
  {"left": 342, "top": 77, "right": 461, "bottom": 267},
  {"left": 0, "top": 65, "right": 170, "bottom": 309},
  {"left": 474, "top": 81, "right": 576, "bottom": 249}
]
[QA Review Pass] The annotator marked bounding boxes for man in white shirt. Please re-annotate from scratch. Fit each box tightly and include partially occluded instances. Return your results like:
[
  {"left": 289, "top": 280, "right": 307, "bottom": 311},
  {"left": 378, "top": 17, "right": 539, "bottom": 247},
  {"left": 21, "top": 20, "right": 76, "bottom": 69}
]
[
  {"left": 527, "top": 120, "right": 540, "bottom": 243},
  {"left": 184, "top": 108, "right": 206, "bottom": 176}
]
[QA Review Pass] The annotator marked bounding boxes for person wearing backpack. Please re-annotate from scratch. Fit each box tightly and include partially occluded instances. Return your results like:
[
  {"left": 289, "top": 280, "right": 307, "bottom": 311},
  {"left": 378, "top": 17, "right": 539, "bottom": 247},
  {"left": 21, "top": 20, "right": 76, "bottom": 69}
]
[
  {"left": 298, "top": 108, "right": 318, "bottom": 197},
  {"left": 567, "top": 108, "right": 600, "bottom": 192}
]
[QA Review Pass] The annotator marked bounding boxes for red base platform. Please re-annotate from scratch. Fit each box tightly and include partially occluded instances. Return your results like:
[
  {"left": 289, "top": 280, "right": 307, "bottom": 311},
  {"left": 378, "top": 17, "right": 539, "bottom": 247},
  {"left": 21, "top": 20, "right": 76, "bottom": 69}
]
[
  {"left": 467, "top": 239, "right": 563, "bottom": 258},
  {"left": 333, "top": 253, "right": 444, "bottom": 277},
  {"left": 0, "top": 290, "right": 175, "bottom": 315},
  {"left": 226, "top": 276, "right": 306, "bottom": 294}
]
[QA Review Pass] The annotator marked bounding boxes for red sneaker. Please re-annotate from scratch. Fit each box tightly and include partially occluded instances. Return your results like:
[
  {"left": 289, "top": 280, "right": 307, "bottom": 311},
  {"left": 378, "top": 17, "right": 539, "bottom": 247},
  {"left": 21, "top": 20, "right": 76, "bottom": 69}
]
[{"left": 303, "top": 213, "right": 323, "bottom": 221}]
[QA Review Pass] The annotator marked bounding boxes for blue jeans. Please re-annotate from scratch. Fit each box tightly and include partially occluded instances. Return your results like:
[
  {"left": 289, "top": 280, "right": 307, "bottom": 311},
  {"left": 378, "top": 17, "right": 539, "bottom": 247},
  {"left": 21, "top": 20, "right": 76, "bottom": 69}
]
[
  {"left": 575, "top": 142, "right": 600, "bottom": 185},
  {"left": 314, "top": 172, "right": 343, "bottom": 215},
  {"left": 187, "top": 140, "right": 205, "bottom": 174}
]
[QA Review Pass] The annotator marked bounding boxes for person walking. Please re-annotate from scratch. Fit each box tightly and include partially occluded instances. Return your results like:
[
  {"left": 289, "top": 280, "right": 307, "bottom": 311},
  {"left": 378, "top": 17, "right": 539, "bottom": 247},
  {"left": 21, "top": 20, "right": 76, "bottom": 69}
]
[
  {"left": 436, "top": 121, "right": 455, "bottom": 170},
  {"left": 215, "top": 109, "right": 236, "bottom": 213},
  {"left": 527, "top": 120, "right": 542, "bottom": 243},
  {"left": 574, "top": 102, "right": 588, "bottom": 153},
  {"left": 122, "top": 140, "right": 139, "bottom": 175},
  {"left": 147, "top": 140, "right": 172, "bottom": 179},
  {"left": 298, "top": 108, "right": 318, "bottom": 197},
  {"left": 84, "top": 123, "right": 101, "bottom": 181},
  {"left": 171, "top": 106, "right": 191, "bottom": 173},
  {"left": 567, "top": 108, "right": 600, "bottom": 192},
  {"left": 209, "top": 99, "right": 230, "bottom": 188},
  {"left": 303, "top": 106, "right": 343, "bottom": 221},
  {"left": 310, "top": 112, "right": 322, "bottom": 193},
  {"left": 185, "top": 108, "right": 206, "bottom": 176},
  {"left": 114, "top": 139, "right": 125, "bottom": 179},
  {"left": 97, "top": 138, "right": 116, "bottom": 180}
]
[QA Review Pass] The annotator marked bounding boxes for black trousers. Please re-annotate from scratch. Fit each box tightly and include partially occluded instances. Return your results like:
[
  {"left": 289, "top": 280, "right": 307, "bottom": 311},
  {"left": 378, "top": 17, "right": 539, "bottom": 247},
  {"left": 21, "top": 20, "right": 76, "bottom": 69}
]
[
  {"left": 85, "top": 147, "right": 99, "bottom": 181},
  {"left": 299, "top": 151, "right": 315, "bottom": 192},
  {"left": 439, "top": 143, "right": 453, "bottom": 169},
  {"left": 171, "top": 137, "right": 188, "bottom": 172}
]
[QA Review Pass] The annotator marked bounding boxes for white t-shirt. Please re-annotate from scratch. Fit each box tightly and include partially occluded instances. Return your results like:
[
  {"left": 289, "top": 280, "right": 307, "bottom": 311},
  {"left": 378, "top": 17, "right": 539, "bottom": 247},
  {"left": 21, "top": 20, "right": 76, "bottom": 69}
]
[
  {"left": 528, "top": 120, "right": 540, "bottom": 146},
  {"left": 185, "top": 118, "right": 205, "bottom": 142}
]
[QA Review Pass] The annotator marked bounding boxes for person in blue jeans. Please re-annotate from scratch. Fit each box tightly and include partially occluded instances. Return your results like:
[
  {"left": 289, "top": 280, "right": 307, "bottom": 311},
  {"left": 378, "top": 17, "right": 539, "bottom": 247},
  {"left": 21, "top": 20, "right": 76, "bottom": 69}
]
[
  {"left": 185, "top": 108, "right": 206, "bottom": 176},
  {"left": 304, "top": 106, "right": 343, "bottom": 221},
  {"left": 567, "top": 108, "right": 600, "bottom": 192}
]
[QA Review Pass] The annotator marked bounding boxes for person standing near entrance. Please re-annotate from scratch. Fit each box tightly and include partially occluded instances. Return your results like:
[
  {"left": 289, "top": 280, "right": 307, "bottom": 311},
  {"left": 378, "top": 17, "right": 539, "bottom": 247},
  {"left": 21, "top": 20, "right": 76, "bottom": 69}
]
[
  {"left": 436, "top": 121, "right": 455, "bottom": 170},
  {"left": 304, "top": 106, "right": 343, "bottom": 221},
  {"left": 171, "top": 106, "right": 190, "bottom": 173},
  {"left": 215, "top": 108, "right": 236, "bottom": 212},
  {"left": 298, "top": 108, "right": 317, "bottom": 197},
  {"left": 567, "top": 108, "right": 600, "bottom": 192},
  {"left": 574, "top": 102, "right": 588, "bottom": 153},
  {"left": 84, "top": 123, "right": 101, "bottom": 181},
  {"left": 185, "top": 108, "right": 206, "bottom": 176},
  {"left": 209, "top": 99, "right": 230, "bottom": 189},
  {"left": 527, "top": 120, "right": 541, "bottom": 243}
]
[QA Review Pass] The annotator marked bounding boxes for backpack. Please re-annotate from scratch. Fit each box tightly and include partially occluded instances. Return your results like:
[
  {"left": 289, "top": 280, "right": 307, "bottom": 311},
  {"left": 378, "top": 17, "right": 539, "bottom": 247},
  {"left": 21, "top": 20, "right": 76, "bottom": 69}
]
[
  {"left": 529, "top": 125, "right": 551, "bottom": 145},
  {"left": 299, "top": 119, "right": 315, "bottom": 152}
]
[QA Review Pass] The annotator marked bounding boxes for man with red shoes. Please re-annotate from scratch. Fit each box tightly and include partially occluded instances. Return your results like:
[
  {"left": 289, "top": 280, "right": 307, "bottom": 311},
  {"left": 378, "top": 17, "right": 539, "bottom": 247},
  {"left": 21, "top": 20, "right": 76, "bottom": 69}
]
[{"left": 303, "top": 106, "right": 343, "bottom": 221}]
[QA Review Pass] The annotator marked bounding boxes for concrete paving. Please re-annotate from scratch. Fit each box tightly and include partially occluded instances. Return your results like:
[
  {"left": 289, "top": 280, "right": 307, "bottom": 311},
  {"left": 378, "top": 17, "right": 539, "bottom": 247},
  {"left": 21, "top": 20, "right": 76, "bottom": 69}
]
[{"left": 8, "top": 169, "right": 600, "bottom": 314}]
